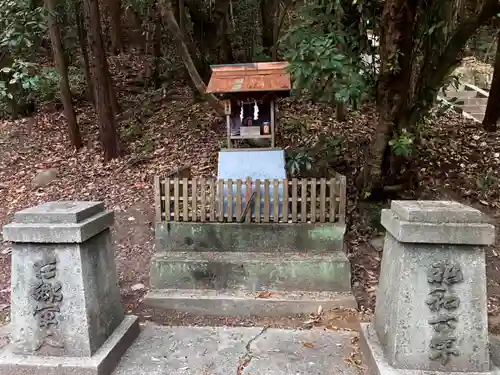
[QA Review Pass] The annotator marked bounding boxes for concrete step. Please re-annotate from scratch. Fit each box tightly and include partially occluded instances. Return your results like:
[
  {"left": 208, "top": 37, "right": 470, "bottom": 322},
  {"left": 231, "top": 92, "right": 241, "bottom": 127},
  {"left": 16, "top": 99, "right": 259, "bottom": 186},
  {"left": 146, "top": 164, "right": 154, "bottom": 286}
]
[
  {"left": 463, "top": 98, "right": 489, "bottom": 106},
  {"left": 461, "top": 105, "right": 486, "bottom": 114},
  {"left": 444, "top": 90, "right": 478, "bottom": 99},
  {"left": 470, "top": 113, "right": 485, "bottom": 121},
  {"left": 150, "top": 251, "right": 352, "bottom": 292},
  {"left": 144, "top": 288, "right": 358, "bottom": 316},
  {"left": 156, "top": 222, "right": 346, "bottom": 253}
]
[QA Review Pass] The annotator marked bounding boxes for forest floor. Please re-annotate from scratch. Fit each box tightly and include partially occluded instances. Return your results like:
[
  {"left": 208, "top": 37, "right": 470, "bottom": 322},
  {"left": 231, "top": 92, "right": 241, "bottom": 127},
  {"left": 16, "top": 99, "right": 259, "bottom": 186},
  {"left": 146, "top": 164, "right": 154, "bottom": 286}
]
[{"left": 1, "top": 56, "right": 500, "bottom": 332}]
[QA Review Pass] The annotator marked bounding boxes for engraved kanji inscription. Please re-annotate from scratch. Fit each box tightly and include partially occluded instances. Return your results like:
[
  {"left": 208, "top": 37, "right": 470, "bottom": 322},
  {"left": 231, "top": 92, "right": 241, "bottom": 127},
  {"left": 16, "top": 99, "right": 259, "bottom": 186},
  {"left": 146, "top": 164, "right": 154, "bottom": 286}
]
[
  {"left": 426, "top": 261, "right": 463, "bottom": 364},
  {"left": 30, "top": 256, "right": 64, "bottom": 350},
  {"left": 429, "top": 313, "right": 458, "bottom": 332},
  {"left": 427, "top": 262, "right": 463, "bottom": 285},
  {"left": 32, "top": 280, "right": 62, "bottom": 303},
  {"left": 429, "top": 336, "right": 460, "bottom": 365},
  {"left": 426, "top": 288, "right": 460, "bottom": 312}
]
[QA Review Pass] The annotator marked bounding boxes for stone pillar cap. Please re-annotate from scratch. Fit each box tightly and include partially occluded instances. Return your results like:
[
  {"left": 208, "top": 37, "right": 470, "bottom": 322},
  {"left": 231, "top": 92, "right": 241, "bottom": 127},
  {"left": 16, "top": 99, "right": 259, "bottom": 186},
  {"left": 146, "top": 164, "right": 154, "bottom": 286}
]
[
  {"left": 391, "top": 200, "right": 485, "bottom": 224},
  {"left": 3, "top": 201, "right": 114, "bottom": 244},
  {"left": 382, "top": 200, "right": 495, "bottom": 245}
]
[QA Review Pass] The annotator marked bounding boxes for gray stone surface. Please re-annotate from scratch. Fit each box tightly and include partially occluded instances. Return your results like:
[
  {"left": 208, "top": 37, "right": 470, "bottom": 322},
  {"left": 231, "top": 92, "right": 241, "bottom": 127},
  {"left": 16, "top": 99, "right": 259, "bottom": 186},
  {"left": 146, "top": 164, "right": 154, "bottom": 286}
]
[
  {"left": 362, "top": 200, "right": 496, "bottom": 374},
  {"left": 112, "top": 323, "right": 360, "bottom": 375},
  {"left": 0, "top": 315, "right": 140, "bottom": 375},
  {"left": 4, "top": 201, "right": 114, "bottom": 244},
  {"left": 150, "top": 251, "right": 351, "bottom": 292},
  {"left": 144, "top": 289, "right": 357, "bottom": 316},
  {"left": 381, "top": 208, "right": 495, "bottom": 244},
  {"left": 14, "top": 202, "right": 105, "bottom": 224},
  {"left": 1, "top": 201, "right": 140, "bottom": 375},
  {"left": 390, "top": 201, "right": 484, "bottom": 224},
  {"left": 360, "top": 323, "right": 500, "bottom": 375},
  {"left": 373, "top": 233, "right": 489, "bottom": 372},
  {"left": 10, "top": 230, "right": 126, "bottom": 357},
  {"left": 156, "top": 222, "right": 346, "bottom": 253}
]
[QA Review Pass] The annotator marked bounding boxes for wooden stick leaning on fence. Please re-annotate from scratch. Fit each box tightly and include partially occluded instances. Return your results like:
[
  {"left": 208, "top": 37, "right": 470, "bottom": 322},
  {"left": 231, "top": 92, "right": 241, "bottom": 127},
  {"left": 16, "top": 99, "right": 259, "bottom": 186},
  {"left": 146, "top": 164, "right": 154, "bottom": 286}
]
[{"left": 239, "top": 192, "right": 256, "bottom": 223}]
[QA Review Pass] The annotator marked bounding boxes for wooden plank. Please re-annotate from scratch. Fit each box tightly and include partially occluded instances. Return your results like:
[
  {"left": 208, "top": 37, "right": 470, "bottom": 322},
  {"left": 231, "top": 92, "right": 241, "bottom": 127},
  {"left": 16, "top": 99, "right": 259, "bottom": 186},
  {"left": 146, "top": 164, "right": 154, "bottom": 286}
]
[
  {"left": 319, "top": 178, "right": 326, "bottom": 223},
  {"left": 291, "top": 179, "right": 298, "bottom": 223},
  {"left": 282, "top": 179, "right": 289, "bottom": 222},
  {"left": 236, "top": 179, "right": 242, "bottom": 219},
  {"left": 338, "top": 176, "right": 346, "bottom": 225},
  {"left": 245, "top": 177, "right": 252, "bottom": 223},
  {"left": 329, "top": 178, "right": 336, "bottom": 223},
  {"left": 270, "top": 100, "right": 275, "bottom": 147},
  {"left": 227, "top": 179, "right": 233, "bottom": 222},
  {"left": 310, "top": 178, "right": 316, "bottom": 223},
  {"left": 183, "top": 177, "right": 188, "bottom": 221},
  {"left": 209, "top": 179, "right": 216, "bottom": 221},
  {"left": 154, "top": 176, "right": 162, "bottom": 222},
  {"left": 173, "top": 178, "right": 180, "bottom": 221},
  {"left": 263, "top": 179, "right": 270, "bottom": 223},
  {"left": 226, "top": 115, "right": 232, "bottom": 148},
  {"left": 200, "top": 178, "right": 206, "bottom": 222},
  {"left": 191, "top": 178, "right": 197, "bottom": 221},
  {"left": 255, "top": 179, "right": 261, "bottom": 223},
  {"left": 218, "top": 179, "right": 224, "bottom": 222},
  {"left": 273, "top": 179, "right": 279, "bottom": 222},
  {"left": 300, "top": 179, "right": 307, "bottom": 223},
  {"left": 165, "top": 178, "right": 171, "bottom": 222}
]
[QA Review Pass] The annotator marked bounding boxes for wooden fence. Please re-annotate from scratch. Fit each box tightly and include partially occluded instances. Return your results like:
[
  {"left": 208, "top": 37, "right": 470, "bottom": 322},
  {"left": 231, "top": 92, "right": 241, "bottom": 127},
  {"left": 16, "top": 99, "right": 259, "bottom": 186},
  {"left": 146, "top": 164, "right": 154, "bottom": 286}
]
[{"left": 154, "top": 177, "right": 346, "bottom": 224}]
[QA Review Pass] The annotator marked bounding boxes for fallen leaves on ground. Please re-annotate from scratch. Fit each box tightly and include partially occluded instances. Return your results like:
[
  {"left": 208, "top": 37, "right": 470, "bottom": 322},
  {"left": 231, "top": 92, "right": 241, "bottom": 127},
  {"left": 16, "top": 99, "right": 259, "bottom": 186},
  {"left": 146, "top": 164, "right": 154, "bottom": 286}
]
[{"left": 1, "top": 51, "right": 500, "bottom": 324}]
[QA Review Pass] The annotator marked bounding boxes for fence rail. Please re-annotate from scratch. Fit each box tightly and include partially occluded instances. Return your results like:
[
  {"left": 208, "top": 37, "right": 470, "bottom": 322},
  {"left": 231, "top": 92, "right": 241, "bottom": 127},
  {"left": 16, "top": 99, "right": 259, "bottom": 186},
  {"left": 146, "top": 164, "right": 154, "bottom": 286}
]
[{"left": 154, "top": 177, "right": 346, "bottom": 224}]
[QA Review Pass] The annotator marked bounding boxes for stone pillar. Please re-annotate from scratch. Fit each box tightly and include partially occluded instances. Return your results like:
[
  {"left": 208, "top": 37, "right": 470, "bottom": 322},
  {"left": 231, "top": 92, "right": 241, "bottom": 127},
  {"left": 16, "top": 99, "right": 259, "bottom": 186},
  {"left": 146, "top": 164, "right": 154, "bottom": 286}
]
[
  {"left": 360, "top": 201, "right": 497, "bottom": 375},
  {"left": 0, "top": 201, "right": 139, "bottom": 375}
]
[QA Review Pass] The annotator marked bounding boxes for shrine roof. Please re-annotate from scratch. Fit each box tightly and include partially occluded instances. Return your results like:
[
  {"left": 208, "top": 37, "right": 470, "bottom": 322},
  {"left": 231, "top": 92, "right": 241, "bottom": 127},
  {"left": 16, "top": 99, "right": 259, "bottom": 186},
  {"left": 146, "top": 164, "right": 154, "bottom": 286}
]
[{"left": 206, "top": 62, "right": 291, "bottom": 94}]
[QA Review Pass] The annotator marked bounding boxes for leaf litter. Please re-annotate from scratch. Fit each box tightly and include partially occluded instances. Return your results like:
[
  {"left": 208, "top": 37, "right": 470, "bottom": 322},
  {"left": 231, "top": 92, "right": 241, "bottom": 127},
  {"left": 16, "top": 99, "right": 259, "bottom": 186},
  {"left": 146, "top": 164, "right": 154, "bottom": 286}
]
[{"left": 0, "top": 55, "right": 500, "bottom": 336}]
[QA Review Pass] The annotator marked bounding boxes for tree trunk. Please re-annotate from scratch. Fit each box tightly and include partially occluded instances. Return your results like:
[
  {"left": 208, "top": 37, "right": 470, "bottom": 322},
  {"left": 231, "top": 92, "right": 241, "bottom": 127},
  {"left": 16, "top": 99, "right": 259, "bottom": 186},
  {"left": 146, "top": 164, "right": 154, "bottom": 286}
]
[
  {"left": 83, "top": 0, "right": 121, "bottom": 160},
  {"left": 108, "top": 0, "right": 124, "bottom": 54},
  {"left": 364, "top": 0, "right": 417, "bottom": 191},
  {"left": 162, "top": 0, "right": 224, "bottom": 116},
  {"left": 152, "top": 1, "right": 163, "bottom": 89},
  {"left": 483, "top": 30, "right": 500, "bottom": 132},
  {"left": 45, "top": 0, "right": 83, "bottom": 149},
  {"left": 186, "top": 0, "right": 233, "bottom": 66},
  {"left": 76, "top": 0, "right": 94, "bottom": 104}
]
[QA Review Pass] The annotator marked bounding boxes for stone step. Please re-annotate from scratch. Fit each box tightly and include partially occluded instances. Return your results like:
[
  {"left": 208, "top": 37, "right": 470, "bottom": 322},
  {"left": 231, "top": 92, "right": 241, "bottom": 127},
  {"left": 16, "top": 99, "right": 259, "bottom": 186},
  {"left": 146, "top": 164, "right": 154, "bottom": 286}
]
[
  {"left": 471, "top": 113, "right": 485, "bottom": 121},
  {"left": 150, "top": 251, "right": 352, "bottom": 292},
  {"left": 461, "top": 105, "right": 486, "bottom": 114},
  {"left": 464, "top": 98, "right": 489, "bottom": 106},
  {"left": 444, "top": 90, "right": 478, "bottom": 99},
  {"left": 156, "top": 222, "right": 346, "bottom": 253},
  {"left": 144, "top": 288, "right": 357, "bottom": 316}
]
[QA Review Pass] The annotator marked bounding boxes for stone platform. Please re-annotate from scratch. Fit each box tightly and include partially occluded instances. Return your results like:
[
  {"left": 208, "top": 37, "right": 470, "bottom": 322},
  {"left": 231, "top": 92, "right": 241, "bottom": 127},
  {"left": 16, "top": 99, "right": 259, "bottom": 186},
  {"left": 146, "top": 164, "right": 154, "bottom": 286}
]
[{"left": 111, "top": 324, "right": 361, "bottom": 375}]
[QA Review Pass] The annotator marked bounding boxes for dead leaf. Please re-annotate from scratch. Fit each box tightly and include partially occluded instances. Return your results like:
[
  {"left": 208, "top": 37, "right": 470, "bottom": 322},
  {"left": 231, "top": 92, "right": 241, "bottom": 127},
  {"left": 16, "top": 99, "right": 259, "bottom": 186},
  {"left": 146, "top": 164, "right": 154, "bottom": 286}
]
[
  {"left": 254, "top": 291, "right": 274, "bottom": 299},
  {"left": 302, "top": 342, "right": 314, "bottom": 349}
]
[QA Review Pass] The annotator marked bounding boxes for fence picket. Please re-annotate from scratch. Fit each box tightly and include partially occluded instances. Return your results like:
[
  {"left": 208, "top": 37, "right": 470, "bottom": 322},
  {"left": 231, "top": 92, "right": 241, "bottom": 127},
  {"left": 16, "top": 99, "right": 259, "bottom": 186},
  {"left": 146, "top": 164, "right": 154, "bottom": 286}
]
[{"left": 157, "top": 177, "right": 343, "bottom": 225}]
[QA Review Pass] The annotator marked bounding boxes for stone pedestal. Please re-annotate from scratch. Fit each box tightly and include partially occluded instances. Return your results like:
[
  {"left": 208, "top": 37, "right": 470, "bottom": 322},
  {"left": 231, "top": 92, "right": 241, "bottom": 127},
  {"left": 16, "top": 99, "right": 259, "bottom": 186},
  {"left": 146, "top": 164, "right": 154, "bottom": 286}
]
[
  {"left": 0, "top": 201, "right": 139, "bottom": 375},
  {"left": 360, "top": 201, "right": 498, "bottom": 375}
]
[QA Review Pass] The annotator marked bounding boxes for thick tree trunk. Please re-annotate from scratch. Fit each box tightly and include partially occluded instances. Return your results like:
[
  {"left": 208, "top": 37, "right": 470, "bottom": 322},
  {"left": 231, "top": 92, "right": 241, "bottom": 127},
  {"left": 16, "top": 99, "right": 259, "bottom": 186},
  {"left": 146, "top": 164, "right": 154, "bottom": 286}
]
[
  {"left": 162, "top": 0, "right": 224, "bottom": 116},
  {"left": 83, "top": 0, "right": 121, "bottom": 160},
  {"left": 76, "top": 0, "right": 94, "bottom": 104},
  {"left": 108, "top": 0, "right": 124, "bottom": 54},
  {"left": 45, "top": 0, "right": 82, "bottom": 149},
  {"left": 483, "top": 30, "right": 500, "bottom": 132},
  {"left": 364, "top": 0, "right": 417, "bottom": 191}
]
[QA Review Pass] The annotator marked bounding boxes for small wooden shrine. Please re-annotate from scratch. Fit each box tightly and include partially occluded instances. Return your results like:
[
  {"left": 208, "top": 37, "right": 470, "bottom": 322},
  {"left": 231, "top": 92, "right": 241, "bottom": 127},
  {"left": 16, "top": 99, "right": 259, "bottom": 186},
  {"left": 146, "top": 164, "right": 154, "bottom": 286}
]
[{"left": 206, "top": 62, "right": 291, "bottom": 148}]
